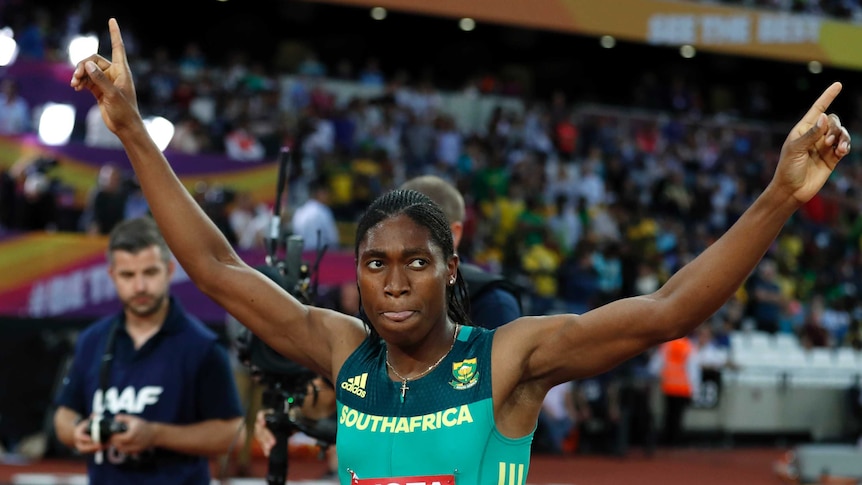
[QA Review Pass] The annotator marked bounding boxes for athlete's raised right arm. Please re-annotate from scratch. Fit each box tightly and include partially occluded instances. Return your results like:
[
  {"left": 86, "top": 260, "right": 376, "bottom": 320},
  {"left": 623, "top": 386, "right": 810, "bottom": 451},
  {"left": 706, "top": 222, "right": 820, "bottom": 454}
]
[{"left": 71, "top": 18, "right": 364, "bottom": 379}]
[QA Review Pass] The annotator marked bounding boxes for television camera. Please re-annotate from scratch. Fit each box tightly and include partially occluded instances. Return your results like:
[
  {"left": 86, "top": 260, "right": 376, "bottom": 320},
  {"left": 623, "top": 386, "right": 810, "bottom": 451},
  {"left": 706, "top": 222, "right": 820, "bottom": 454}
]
[{"left": 231, "top": 148, "right": 334, "bottom": 485}]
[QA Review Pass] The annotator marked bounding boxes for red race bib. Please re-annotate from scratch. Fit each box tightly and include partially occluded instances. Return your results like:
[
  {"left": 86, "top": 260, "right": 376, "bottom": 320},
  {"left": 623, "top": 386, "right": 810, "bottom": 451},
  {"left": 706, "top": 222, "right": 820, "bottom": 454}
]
[{"left": 350, "top": 472, "right": 455, "bottom": 485}]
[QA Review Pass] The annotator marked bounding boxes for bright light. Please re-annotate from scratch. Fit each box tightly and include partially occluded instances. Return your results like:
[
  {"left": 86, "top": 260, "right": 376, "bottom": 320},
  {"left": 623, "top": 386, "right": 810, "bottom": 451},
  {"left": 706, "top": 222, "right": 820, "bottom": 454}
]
[
  {"left": 459, "top": 18, "right": 476, "bottom": 32},
  {"left": 370, "top": 7, "right": 387, "bottom": 20},
  {"left": 0, "top": 27, "right": 18, "bottom": 67},
  {"left": 37, "top": 103, "right": 76, "bottom": 146},
  {"left": 145, "top": 116, "right": 175, "bottom": 151},
  {"left": 67, "top": 33, "right": 99, "bottom": 66},
  {"left": 679, "top": 44, "right": 696, "bottom": 59},
  {"left": 807, "top": 60, "right": 823, "bottom": 74},
  {"left": 600, "top": 35, "right": 616, "bottom": 49}
]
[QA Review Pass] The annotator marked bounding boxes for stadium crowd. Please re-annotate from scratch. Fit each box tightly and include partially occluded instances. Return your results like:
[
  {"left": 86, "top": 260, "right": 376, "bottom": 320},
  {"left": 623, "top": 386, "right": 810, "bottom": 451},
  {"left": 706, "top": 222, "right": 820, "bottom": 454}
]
[
  {"left": 1, "top": 3, "right": 862, "bottom": 471},
  {"left": 3, "top": 2, "right": 862, "bottom": 356}
]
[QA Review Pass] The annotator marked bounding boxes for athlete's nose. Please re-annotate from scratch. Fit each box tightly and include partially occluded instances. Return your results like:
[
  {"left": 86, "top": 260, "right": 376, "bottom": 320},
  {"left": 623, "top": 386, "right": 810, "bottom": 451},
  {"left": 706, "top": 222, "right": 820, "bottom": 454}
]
[{"left": 383, "top": 267, "right": 409, "bottom": 297}]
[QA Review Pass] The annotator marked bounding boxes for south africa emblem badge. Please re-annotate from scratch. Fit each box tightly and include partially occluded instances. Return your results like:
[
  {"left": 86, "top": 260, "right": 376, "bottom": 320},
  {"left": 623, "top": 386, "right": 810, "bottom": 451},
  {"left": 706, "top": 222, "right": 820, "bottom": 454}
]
[{"left": 449, "top": 357, "right": 479, "bottom": 390}]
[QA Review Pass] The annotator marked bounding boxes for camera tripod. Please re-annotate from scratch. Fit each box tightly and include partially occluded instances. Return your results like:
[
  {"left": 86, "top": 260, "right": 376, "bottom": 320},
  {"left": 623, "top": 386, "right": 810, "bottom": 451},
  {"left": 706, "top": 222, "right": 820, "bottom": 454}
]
[{"left": 260, "top": 374, "right": 335, "bottom": 485}]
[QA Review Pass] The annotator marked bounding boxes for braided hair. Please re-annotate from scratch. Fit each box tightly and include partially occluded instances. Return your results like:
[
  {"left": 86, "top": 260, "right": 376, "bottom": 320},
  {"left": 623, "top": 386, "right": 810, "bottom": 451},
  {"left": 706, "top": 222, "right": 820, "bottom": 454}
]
[{"left": 354, "top": 189, "right": 472, "bottom": 341}]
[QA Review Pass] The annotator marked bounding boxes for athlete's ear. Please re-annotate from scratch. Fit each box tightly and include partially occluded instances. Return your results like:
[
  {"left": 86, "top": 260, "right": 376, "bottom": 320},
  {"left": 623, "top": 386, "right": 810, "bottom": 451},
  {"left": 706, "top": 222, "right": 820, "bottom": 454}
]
[{"left": 448, "top": 253, "right": 459, "bottom": 285}]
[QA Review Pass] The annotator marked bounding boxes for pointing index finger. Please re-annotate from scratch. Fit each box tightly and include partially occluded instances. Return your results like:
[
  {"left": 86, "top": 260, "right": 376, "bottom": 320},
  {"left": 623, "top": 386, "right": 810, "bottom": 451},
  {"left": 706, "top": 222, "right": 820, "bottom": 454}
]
[
  {"left": 108, "top": 18, "right": 126, "bottom": 66},
  {"left": 800, "top": 82, "right": 842, "bottom": 126}
]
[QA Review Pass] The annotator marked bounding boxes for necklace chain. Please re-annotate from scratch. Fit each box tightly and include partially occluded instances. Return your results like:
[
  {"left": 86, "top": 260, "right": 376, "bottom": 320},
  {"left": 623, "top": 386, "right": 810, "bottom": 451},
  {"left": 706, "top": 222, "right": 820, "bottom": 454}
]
[{"left": 386, "top": 324, "right": 459, "bottom": 402}]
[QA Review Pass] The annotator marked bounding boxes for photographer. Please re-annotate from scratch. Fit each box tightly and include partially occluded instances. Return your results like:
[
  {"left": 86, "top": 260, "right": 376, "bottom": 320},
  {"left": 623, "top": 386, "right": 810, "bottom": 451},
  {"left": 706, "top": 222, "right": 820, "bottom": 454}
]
[
  {"left": 53, "top": 216, "right": 245, "bottom": 484},
  {"left": 0, "top": 155, "right": 62, "bottom": 231}
]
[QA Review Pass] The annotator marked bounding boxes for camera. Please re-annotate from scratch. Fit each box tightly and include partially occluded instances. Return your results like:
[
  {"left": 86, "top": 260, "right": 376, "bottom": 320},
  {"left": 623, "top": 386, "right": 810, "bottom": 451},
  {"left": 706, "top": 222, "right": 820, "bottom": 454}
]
[
  {"left": 231, "top": 234, "right": 335, "bottom": 485},
  {"left": 234, "top": 235, "right": 318, "bottom": 382},
  {"left": 25, "top": 156, "right": 60, "bottom": 176},
  {"left": 86, "top": 416, "right": 128, "bottom": 444}
]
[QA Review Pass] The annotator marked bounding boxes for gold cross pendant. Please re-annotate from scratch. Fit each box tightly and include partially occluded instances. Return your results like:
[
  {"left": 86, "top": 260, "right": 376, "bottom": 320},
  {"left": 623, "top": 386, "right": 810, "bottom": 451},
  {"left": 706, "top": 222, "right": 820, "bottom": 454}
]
[{"left": 399, "top": 380, "right": 409, "bottom": 403}]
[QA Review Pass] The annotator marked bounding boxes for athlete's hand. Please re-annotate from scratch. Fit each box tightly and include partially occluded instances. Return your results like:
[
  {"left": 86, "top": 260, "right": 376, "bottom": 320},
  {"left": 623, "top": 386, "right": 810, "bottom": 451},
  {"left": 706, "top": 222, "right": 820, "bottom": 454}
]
[
  {"left": 773, "top": 81, "right": 851, "bottom": 204},
  {"left": 70, "top": 17, "right": 142, "bottom": 136}
]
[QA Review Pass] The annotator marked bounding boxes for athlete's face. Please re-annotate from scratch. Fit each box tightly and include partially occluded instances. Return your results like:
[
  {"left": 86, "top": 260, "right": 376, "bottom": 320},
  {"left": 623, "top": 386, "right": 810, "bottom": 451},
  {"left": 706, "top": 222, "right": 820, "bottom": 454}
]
[
  {"left": 108, "top": 245, "right": 174, "bottom": 318},
  {"left": 357, "top": 214, "right": 456, "bottom": 343}
]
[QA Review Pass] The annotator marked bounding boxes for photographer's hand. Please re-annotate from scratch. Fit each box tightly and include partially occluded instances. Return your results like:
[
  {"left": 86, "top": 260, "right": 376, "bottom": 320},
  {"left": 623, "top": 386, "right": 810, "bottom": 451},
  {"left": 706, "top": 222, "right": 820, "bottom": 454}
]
[
  {"left": 73, "top": 416, "right": 103, "bottom": 454},
  {"left": 109, "top": 414, "right": 155, "bottom": 455},
  {"left": 54, "top": 407, "right": 103, "bottom": 455},
  {"left": 254, "top": 409, "right": 276, "bottom": 457}
]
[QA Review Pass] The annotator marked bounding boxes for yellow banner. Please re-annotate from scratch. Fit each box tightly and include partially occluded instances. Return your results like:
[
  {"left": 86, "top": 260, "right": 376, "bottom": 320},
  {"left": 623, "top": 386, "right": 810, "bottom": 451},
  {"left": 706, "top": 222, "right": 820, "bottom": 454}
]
[{"left": 312, "top": 0, "right": 862, "bottom": 70}]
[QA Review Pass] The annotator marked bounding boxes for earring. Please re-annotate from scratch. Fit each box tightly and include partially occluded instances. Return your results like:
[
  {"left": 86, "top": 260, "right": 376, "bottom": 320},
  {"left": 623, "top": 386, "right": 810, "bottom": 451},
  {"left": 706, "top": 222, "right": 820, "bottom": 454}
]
[{"left": 449, "top": 276, "right": 456, "bottom": 285}]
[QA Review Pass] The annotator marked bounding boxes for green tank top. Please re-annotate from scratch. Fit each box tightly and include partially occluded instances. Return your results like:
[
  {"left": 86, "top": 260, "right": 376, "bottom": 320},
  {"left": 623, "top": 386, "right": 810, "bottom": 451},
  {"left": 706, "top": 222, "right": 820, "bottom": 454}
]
[{"left": 335, "top": 325, "right": 534, "bottom": 485}]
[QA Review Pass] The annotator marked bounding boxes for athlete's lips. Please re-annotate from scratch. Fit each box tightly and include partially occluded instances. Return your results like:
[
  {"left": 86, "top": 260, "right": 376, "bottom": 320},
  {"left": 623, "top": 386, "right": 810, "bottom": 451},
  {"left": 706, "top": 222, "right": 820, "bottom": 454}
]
[{"left": 381, "top": 310, "right": 416, "bottom": 322}]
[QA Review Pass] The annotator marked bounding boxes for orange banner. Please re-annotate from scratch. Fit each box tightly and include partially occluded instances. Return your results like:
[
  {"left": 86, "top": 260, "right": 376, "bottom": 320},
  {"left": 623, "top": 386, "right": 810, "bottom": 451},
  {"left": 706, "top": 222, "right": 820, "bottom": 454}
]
[{"left": 310, "top": 0, "right": 862, "bottom": 70}]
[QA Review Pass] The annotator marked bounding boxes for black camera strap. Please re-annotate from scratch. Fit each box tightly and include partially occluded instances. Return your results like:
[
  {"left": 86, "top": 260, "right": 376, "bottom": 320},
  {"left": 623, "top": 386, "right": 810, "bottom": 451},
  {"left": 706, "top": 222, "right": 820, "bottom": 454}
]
[
  {"left": 98, "top": 319, "right": 121, "bottom": 415},
  {"left": 91, "top": 319, "right": 120, "bottom": 455}
]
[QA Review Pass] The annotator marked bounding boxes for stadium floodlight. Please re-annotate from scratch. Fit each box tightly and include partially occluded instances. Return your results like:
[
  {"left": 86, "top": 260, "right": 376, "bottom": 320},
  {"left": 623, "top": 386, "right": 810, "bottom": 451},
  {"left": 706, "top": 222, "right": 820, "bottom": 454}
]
[
  {"left": 37, "top": 103, "right": 76, "bottom": 146},
  {"left": 0, "top": 27, "right": 18, "bottom": 67},
  {"left": 370, "top": 7, "right": 387, "bottom": 20},
  {"left": 144, "top": 116, "right": 175, "bottom": 151},
  {"left": 68, "top": 33, "right": 99, "bottom": 66},
  {"left": 680, "top": 44, "right": 696, "bottom": 59},
  {"left": 459, "top": 18, "right": 476, "bottom": 32}
]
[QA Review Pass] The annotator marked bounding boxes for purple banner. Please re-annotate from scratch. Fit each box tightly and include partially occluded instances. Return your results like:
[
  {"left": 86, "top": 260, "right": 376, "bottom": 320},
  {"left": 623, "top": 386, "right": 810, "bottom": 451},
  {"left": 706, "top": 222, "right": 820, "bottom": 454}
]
[{"left": 0, "top": 228, "right": 357, "bottom": 322}]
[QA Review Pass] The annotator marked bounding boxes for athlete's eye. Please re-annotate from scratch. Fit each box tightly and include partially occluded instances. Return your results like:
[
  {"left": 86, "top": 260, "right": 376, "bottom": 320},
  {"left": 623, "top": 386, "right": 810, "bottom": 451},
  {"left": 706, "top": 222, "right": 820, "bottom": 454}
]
[
  {"left": 408, "top": 259, "right": 428, "bottom": 269},
  {"left": 366, "top": 260, "right": 383, "bottom": 270}
]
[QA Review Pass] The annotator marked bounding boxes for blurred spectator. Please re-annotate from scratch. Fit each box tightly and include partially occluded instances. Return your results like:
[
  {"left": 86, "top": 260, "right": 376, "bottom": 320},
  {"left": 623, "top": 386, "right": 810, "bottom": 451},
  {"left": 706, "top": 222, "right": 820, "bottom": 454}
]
[
  {"left": 79, "top": 164, "right": 129, "bottom": 235},
  {"left": 224, "top": 115, "right": 266, "bottom": 162},
  {"left": 520, "top": 229, "right": 561, "bottom": 316},
  {"left": 547, "top": 193, "right": 583, "bottom": 256},
  {"left": 573, "top": 370, "right": 624, "bottom": 456},
  {"left": 592, "top": 241, "right": 624, "bottom": 306},
  {"left": 14, "top": 7, "right": 50, "bottom": 60},
  {"left": 290, "top": 175, "right": 339, "bottom": 252},
  {"left": 1, "top": 155, "right": 62, "bottom": 231},
  {"left": 228, "top": 190, "right": 271, "bottom": 250},
  {"left": 0, "top": 79, "right": 31, "bottom": 135},
  {"left": 177, "top": 41, "right": 207, "bottom": 81},
  {"left": 557, "top": 242, "right": 601, "bottom": 315},
  {"left": 434, "top": 114, "right": 463, "bottom": 177},
  {"left": 168, "top": 114, "right": 211, "bottom": 154},
  {"left": 649, "top": 335, "right": 700, "bottom": 447},
  {"left": 616, "top": 351, "right": 658, "bottom": 457},
  {"left": 517, "top": 194, "right": 548, "bottom": 248},
  {"left": 692, "top": 323, "right": 733, "bottom": 410},
  {"left": 123, "top": 176, "right": 150, "bottom": 221},
  {"left": 845, "top": 317, "right": 862, "bottom": 350},
  {"left": 358, "top": 57, "right": 385, "bottom": 88},
  {"left": 746, "top": 258, "right": 784, "bottom": 333},
  {"left": 800, "top": 294, "right": 835, "bottom": 349},
  {"left": 297, "top": 51, "right": 328, "bottom": 78},
  {"left": 535, "top": 382, "right": 577, "bottom": 455},
  {"left": 198, "top": 183, "right": 238, "bottom": 246},
  {"left": 84, "top": 104, "right": 123, "bottom": 148}
]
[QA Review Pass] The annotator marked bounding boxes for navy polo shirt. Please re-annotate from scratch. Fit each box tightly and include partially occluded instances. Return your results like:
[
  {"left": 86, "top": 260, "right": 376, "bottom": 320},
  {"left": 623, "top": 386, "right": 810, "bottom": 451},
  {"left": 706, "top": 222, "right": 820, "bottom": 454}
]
[{"left": 55, "top": 296, "right": 244, "bottom": 485}]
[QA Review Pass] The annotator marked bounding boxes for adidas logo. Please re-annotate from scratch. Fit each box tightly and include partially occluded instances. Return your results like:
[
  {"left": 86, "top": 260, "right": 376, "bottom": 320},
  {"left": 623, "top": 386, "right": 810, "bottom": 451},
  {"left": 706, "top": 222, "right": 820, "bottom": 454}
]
[{"left": 341, "top": 373, "right": 368, "bottom": 398}]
